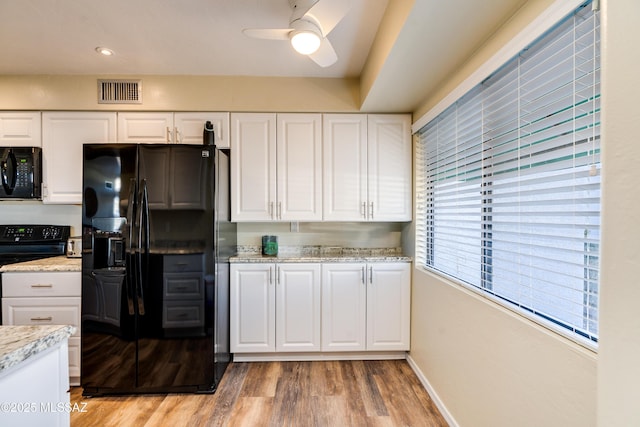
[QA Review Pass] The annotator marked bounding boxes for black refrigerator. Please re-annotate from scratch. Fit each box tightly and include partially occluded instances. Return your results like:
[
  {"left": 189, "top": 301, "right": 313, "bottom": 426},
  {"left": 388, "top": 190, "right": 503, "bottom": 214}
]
[{"left": 80, "top": 143, "right": 236, "bottom": 396}]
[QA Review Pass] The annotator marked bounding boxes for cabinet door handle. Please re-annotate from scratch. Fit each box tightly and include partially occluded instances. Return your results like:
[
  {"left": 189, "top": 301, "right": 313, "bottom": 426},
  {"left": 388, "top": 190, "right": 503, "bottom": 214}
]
[
  {"left": 31, "top": 284, "right": 53, "bottom": 288},
  {"left": 361, "top": 202, "right": 366, "bottom": 218},
  {"left": 278, "top": 202, "right": 282, "bottom": 220},
  {"left": 30, "top": 316, "right": 53, "bottom": 322},
  {"left": 361, "top": 266, "right": 365, "bottom": 284},
  {"left": 270, "top": 202, "right": 274, "bottom": 219},
  {"left": 175, "top": 127, "right": 182, "bottom": 143},
  {"left": 269, "top": 267, "right": 273, "bottom": 285},
  {"left": 166, "top": 127, "right": 172, "bottom": 143},
  {"left": 369, "top": 266, "right": 373, "bottom": 284},
  {"left": 370, "top": 202, "right": 374, "bottom": 220}
]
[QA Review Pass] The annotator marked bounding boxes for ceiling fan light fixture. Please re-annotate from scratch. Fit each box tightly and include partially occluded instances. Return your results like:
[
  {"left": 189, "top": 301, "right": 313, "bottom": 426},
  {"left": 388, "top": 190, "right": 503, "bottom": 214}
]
[{"left": 290, "top": 30, "right": 321, "bottom": 55}]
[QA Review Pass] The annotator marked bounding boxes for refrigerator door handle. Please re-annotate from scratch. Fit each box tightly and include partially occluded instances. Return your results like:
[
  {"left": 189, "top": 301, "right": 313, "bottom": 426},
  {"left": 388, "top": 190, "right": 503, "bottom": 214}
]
[
  {"left": 136, "top": 179, "right": 149, "bottom": 316},
  {"left": 125, "top": 178, "right": 137, "bottom": 248},
  {"left": 124, "top": 178, "right": 137, "bottom": 315}
]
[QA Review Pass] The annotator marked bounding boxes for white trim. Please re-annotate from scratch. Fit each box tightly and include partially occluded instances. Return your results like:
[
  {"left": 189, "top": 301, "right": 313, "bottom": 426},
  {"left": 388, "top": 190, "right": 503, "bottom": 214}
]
[
  {"left": 412, "top": 0, "right": 586, "bottom": 133},
  {"left": 232, "top": 351, "right": 407, "bottom": 362},
  {"left": 406, "top": 355, "right": 459, "bottom": 427}
]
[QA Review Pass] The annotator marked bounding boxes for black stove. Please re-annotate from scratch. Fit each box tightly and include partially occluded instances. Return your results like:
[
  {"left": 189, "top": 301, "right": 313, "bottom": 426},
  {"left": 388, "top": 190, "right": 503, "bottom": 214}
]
[
  {"left": 0, "top": 224, "right": 71, "bottom": 324},
  {"left": 0, "top": 224, "right": 71, "bottom": 266}
]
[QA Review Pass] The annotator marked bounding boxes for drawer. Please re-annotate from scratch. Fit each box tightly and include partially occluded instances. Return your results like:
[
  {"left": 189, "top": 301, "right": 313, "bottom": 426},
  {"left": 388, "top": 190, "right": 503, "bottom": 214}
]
[
  {"left": 2, "top": 272, "right": 81, "bottom": 297},
  {"left": 163, "top": 273, "right": 204, "bottom": 299},
  {"left": 162, "top": 300, "right": 204, "bottom": 328},
  {"left": 163, "top": 254, "right": 203, "bottom": 273},
  {"left": 1, "top": 297, "right": 81, "bottom": 336}
]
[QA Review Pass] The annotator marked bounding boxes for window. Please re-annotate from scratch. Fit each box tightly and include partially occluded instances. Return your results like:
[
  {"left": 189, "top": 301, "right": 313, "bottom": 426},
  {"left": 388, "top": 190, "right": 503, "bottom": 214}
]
[{"left": 415, "top": 2, "right": 600, "bottom": 343}]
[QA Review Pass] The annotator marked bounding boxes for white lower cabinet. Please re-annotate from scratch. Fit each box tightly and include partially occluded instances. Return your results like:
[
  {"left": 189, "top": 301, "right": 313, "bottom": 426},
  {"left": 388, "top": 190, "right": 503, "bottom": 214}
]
[
  {"left": 1, "top": 272, "right": 81, "bottom": 385},
  {"left": 231, "top": 262, "right": 410, "bottom": 357},
  {"left": 230, "top": 263, "right": 321, "bottom": 353},
  {"left": 322, "top": 262, "right": 411, "bottom": 352}
]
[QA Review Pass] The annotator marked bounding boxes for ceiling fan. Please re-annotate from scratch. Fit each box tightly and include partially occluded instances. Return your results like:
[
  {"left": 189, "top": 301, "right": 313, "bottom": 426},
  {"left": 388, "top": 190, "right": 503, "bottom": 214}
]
[{"left": 242, "top": 0, "right": 352, "bottom": 67}]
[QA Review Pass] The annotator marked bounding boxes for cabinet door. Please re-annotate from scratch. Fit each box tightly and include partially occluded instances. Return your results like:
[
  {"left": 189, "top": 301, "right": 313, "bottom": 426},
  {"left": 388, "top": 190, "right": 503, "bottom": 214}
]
[
  {"left": 42, "top": 112, "right": 117, "bottom": 204},
  {"left": 139, "top": 146, "right": 171, "bottom": 209},
  {"left": 276, "top": 114, "right": 322, "bottom": 221},
  {"left": 170, "top": 146, "right": 206, "bottom": 209},
  {"left": 0, "top": 112, "right": 41, "bottom": 146},
  {"left": 174, "top": 112, "right": 230, "bottom": 148},
  {"left": 321, "top": 263, "right": 367, "bottom": 351},
  {"left": 230, "top": 113, "right": 276, "bottom": 221},
  {"left": 230, "top": 264, "right": 275, "bottom": 352},
  {"left": 367, "top": 114, "right": 412, "bottom": 221},
  {"left": 276, "top": 263, "right": 321, "bottom": 352},
  {"left": 366, "top": 263, "right": 411, "bottom": 351},
  {"left": 117, "top": 112, "right": 173, "bottom": 143},
  {"left": 323, "top": 114, "right": 368, "bottom": 221}
]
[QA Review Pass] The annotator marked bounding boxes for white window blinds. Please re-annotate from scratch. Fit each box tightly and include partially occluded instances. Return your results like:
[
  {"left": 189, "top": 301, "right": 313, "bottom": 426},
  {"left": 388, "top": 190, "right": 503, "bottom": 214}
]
[{"left": 416, "top": 2, "right": 600, "bottom": 343}]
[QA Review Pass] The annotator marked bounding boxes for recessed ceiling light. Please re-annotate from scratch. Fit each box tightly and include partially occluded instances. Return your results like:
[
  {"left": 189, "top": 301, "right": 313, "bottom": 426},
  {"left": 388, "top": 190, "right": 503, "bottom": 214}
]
[{"left": 95, "top": 47, "right": 114, "bottom": 56}]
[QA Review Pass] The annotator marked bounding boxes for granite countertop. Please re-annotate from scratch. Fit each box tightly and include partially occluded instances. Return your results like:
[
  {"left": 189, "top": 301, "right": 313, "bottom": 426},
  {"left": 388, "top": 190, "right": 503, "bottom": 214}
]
[
  {"left": 0, "top": 325, "right": 75, "bottom": 373},
  {"left": 230, "top": 246, "right": 412, "bottom": 263},
  {"left": 0, "top": 256, "right": 81, "bottom": 273}
]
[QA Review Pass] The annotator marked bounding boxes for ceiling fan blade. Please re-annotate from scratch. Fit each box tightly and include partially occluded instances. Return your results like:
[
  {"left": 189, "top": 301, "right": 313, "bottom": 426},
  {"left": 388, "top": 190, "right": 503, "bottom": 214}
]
[
  {"left": 242, "top": 28, "right": 292, "bottom": 41},
  {"left": 304, "top": 0, "right": 353, "bottom": 36},
  {"left": 308, "top": 38, "right": 337, "bottom": 67}
]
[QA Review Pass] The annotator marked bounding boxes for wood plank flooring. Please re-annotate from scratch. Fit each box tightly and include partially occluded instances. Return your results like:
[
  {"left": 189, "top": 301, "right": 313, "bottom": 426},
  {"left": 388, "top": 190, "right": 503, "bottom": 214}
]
[{"left": 70, "top": 360, "right": 448, "bottom": 426}]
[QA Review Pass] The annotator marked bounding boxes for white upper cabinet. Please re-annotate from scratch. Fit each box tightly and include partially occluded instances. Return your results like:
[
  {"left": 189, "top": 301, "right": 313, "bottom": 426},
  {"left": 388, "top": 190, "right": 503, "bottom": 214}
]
[
  {"left": 276, "top": 113, "right": 322, "bottom": 221},
  {"left": 230, "top": 113, "right": 276, "bottom": 221},
  {"left": 0, "top": 112, "right": 42, "bottom": 147},
  {"left": 174, "top": 112, "right": 230, "bottom": 148},
  {"left": 117, "top": 112, "right": 230, "bottom": 147},
  {"left": 323, "top": 114, "right": 412, "bottom": 221},
  {"left": 323, "top": 114, "right": 368, "bottom": 221},
  {"left": 42, "top": 112, "right": 117, "bottom": 204},
  {"left": 367, "top": 114, "right": 412, "bottom": 221},
  {"left": 117, "top": 112, "right": 173, "bottom": 143},
  {"left": 231, "top": 113, "right": 322, "bottom": 222}
]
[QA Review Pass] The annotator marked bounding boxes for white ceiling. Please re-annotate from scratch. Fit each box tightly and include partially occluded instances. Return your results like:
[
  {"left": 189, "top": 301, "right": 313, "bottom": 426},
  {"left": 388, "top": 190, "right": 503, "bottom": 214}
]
[{"left": 0, "top": 0, "right": 528, "bottom": 112}]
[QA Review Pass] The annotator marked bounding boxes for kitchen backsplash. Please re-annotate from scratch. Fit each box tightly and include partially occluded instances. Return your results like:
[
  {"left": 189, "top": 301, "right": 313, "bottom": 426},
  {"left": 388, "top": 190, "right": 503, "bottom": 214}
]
[
  {"left": 1, "top": 202, "right": 82, "bottom": 235},
  {"left": 237, "top": 222, "right": 409, "bottom": 252}
]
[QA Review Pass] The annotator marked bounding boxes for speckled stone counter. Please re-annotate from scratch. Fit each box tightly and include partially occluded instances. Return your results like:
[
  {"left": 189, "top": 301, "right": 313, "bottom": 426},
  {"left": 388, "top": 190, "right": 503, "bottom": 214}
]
[
  {"left": 0, "top": 325, "right": 75, "bottom": 373},
  {"left": 0, "top": 256, "right": 81, "bottom": 272},
  {"left": 230, "top": 246, "right": 412, "bottom": 263}
]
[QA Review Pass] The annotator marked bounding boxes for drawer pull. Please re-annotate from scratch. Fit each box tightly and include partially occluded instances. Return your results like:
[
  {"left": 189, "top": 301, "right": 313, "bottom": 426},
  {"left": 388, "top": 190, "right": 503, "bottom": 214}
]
[
  {"left": 30, "top": 316, "right": 53, "bottom": 322},
  {"left": 31, "top": 284, "right": 53, "bottom": 288}
]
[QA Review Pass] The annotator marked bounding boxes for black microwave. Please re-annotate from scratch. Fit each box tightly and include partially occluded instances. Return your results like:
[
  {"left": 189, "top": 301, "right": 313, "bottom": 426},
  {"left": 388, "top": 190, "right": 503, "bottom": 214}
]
[{"left": 0, "top": 147, "right": 42, "bottom": 199}]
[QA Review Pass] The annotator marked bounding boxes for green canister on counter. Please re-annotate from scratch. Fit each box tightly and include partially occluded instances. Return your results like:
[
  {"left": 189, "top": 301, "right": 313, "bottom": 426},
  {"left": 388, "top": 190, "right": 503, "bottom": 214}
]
[{"left": 262, "top": 235, "right": 278, "bottom": 256}]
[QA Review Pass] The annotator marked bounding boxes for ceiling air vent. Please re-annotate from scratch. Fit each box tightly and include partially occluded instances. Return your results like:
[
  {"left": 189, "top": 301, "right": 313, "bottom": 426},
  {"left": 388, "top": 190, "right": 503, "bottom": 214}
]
[{"left": 98, "top": 79, "right": 142, "bottom": 104}]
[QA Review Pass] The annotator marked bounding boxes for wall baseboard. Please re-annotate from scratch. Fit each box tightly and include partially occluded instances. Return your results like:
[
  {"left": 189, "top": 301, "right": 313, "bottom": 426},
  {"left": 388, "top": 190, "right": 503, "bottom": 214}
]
[{"left": 406, "top": 354, "right": 458, "bottom": 427}]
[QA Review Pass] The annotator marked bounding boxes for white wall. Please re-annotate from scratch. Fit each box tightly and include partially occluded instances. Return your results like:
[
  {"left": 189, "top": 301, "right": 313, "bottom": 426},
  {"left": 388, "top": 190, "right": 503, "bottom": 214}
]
[
  {"left": 411, "top": 270, "right": 596, "bottom": 426},
  {"left": 597, "top": 0, "right": 640, "bottom": 425}
]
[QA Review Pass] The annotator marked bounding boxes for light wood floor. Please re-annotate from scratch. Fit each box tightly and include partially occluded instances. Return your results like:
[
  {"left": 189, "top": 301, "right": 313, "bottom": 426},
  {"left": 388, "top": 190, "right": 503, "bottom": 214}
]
[{"left": 70, "top": 360, "right": 448, "bottom": 426}]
